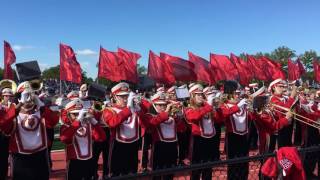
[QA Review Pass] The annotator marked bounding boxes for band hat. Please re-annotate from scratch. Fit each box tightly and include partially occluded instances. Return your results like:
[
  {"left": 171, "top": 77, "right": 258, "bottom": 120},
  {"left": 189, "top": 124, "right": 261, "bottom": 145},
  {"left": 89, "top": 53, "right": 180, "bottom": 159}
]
[
  {"left": 167, "top": 86, "right": 177, "bottom": 94},
  {"left": 249, "top": 83, "right": 259, "bottom": 88},
  {"left": 203, "top": 86, "right": 214, "bottom": 95},
  {"left": 151, "top": 92, "right": 167, "bottom": 104},
  {"left": 251, "top": 86, "right": 266, "bottom": 98},
  {"left": 179, "top": 84, "right": 187, "bottom": 89},
  {"left": 288, "top": 80, "right": 296, "bottom": 85},
  {"left": 189, "top": 84, "right": 203, "bottom": 94},
  {"left": 188, "top": 83, "right": 196, "bottom": 88},
  {"left": 268, "top": 78, "right": 286, "bottom": 92},
  {"left": 65, "top": 98, "right": 83, "bottom": 113},
  {"left": 67, "top": 91, "right": 79, "bottom": 100},
  {"left": 1, "top": 88, "right": 13, "bottom": 96},
  {"left": 245, "top": 87, "right": 250, "bottom": 91},
  {"left": 17, "top": 81, "right": 31, "bottom": 93},
  {"left": 156, "top": 87, "right": 165, "bottom": 93},
  {"left": 111, "top": 82, "right": 130, "bottom": 96},
  {"left": 80, "top": 84, "right": 88, "bottom": 91}
]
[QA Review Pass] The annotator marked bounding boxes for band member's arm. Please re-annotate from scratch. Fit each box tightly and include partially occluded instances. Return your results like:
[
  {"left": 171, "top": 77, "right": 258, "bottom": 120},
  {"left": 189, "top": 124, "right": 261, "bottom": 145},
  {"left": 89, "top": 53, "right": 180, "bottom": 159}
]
[
  {"left": 41, "top": 106, "right": 60, "bottom": 128},
  {"left": 184, "top": 103, "right": 213, "bottom": 123},
  {"left": 140, "top": 99, "right": 152, "bottom": 112},
  {"left": 255, "top": 112, "right": 289, "bottom": 133},
  {"left": 102, "top": 107, "right": 132, "bottom": 128},
  {"left": 213, "top": 108, "right": 225, "bottom": 124},
  {"left": 0, "top": 104, "right": 17, "bottom": 134},
  {"left": 60, "top": 121, "right": 81, "bottom": 144},
  {"left": 143, "top": 112, "right": 169, "bottom": 126},
  {"left": 92, "top": 124, "right": 106, "bottom": 142},
  {"left": 219, "top": 104, "right": 240, "bottom": 119}
]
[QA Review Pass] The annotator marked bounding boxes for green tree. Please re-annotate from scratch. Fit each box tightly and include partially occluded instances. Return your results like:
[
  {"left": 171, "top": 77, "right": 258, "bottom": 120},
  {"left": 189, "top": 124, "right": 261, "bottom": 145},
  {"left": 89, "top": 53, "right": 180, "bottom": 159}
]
[
  {"left": 298, "top": 50, "right": 317, "bottom": 72},
  {"left": 137, "top": 64, "right": 147, "bottom": 75},
  {"left": 270, "top": 46, "right": 296, "bottom": 68},
  {"left": 42, "top": 65, "right": 60, "bottom": 79}
]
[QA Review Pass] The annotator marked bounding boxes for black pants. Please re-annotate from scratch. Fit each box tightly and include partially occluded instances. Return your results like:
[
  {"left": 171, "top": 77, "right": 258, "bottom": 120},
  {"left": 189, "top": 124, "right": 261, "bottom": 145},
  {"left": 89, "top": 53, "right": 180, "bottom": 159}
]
[
  {"left": 293, "top": 120, "right": 302, "bottom": 146},
  {"left": 92, "top": 127, "right": 109, "bottom": 179},
  {"left": 268, "top": 134, "right": 278, "bottom": 153},
  {"left": 278, "top": 123, "right": 293, "bottom": 148},
  {"left": 248, "top": 122, "right": 258, "bottom": 150},
  {"left": 67, "top": 158, "right": 95, "bottom": 180},
  {"left": 142, "top": 133, "right": 152, "bottom": 170},
  {"left": 109, "top": 140, "right": 140, "bottom": 177},
  {"left": 191, "top": 135, "right": 220, "bottom": 180},
  {"left": 152, "top": 141, "right": 178, "bottom": 180},
  {"left": 177, "top": 131, "right": 190, "bottom": 164},
  {"left": 226, "top": 133, "right": 249, "bottom": 180},
  {"left": 0, "top": 133, "right": 9, "bottom": 180},
  {"left": 46, "top": 128, "right": 54, "bottom": 169},
  {"left": 303, "top": 126, "right": 320, "bottom": 177},
  {"left": 12, "top": 149, "right": 49, "bottom": 180}
]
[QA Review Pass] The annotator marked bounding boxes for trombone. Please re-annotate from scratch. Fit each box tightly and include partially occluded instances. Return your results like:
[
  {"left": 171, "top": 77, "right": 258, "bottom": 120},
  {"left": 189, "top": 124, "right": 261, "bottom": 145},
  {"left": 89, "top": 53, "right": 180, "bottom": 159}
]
[{"left": 268, "top": 103, "right": 320, "bottom": 130}]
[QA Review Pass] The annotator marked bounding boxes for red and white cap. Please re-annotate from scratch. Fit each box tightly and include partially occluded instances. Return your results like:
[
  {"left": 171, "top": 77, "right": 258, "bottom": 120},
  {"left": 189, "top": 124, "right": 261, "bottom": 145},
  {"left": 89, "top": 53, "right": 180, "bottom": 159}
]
[
  {"left": 189, "top": 84, "right": 203, "bottom": 94},
  {"left": 251, "top": 86, "right": 266, "bottom": 98},
  {"left": 80, "top": 84, "right": 88, "bottom": 91},
  {"left": 203, "top": 86, "right": 214, "bottom": 95},
  {"left": 249, "top": 83, "right": 259, "bottom": 89},
  {"left": 316, "top": 90, "right": 320, "bottom": 97},
  {"left": 156, "top": 87, "right": 165, "bottom": 93},
  {"left": 1, "top": 88, "right": 13, "bottom": 96},
  {"left": 188, "top": 83, "right": 196, "bottom": 88},
  {"left": 65, "top": 98, "right": 83, "bottom": 113},
  {"left": 268, "top": 78, "right": 286, "bottom": 92},
  {"left": 111, "top": 82, "right": 130, "bottom": 96},
  {"left": 151, "top": 92, "right": 167, "bottom": 104},
  {"left": 17, "top": 81, "right": 31, "bottom": 93},
  {"left": 167, "top": 86, "right": 177, "bottom": 94},
  {"left": 288, "top": 80, "right": 296, "bottom": 86},
  {"left": 67, "top": 91, "right": 79, "bottom": 100},
  {"left": 245, "top": 87, "right": 250, "bottom": 91}
]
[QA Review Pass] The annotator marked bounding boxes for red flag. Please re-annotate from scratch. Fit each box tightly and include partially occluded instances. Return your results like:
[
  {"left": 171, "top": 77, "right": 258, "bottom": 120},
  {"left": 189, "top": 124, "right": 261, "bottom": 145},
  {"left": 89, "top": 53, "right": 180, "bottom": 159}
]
[
  {"left": 247, "top": 55, "right": 269, "bottom": 81},
  {"left": 297, "top": 59, "right": 306, "bottom": 75},
  {"left": 313, "top": 60, "right": 320, "bottom": 82},
  {"left": 188, "top": 52, "right": 215, "bottom": 84},
  {"left": 59, "top": 43, "right": 82, "bottom": 84},
  {"left": 230, "top": 53, "right": 252, "bottom": 85},
  {"left": 98, "top": 47, "right": 125, "bottom": 82},
  {"left": 118, "top": 48, "right": 141, "bottom": 83},
  {"left": 3, "top": 41, "right": 16, "bottom": 80},
  {"left": 147, "top": 51, "right": 175, "bottom": 85},
  {"left": 160, "top": 52, "right": 196, "bottom": 82},
  {"left": 210, "top": 53, "right": 239, "bottom": 81},
  {"left": 288, "top": 59, "right": 301, "bottom": 81},
  {"left": 260, "top": 56, "right": 285, "bottom": 80}
]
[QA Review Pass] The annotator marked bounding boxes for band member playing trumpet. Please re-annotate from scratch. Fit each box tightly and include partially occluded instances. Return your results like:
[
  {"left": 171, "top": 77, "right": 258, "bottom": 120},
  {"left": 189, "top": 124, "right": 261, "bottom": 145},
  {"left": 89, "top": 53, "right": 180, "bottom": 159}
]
[
  {"left": 0, "top": 86, "right": 15, "bottom": 180},
  {"left": 268, "top": 78, "right": 297, "bottom": 148},
  {"left": 219, "top": 81, "right": 250, "bottom": 180},
  {"left": 185, "top": 84, "right": 223, "bottom": 180},
  {"left": 0, "top": 81, "right": 59, "bottom": 180},
  {"left": 144, "top": 91, "right": 178, "bottom": 180},
  {"left": 60, "top": 98, "right": 106, "bottom": 180},
  {"left": 102, "top": 82, "right": 150, "bottom": 177}
]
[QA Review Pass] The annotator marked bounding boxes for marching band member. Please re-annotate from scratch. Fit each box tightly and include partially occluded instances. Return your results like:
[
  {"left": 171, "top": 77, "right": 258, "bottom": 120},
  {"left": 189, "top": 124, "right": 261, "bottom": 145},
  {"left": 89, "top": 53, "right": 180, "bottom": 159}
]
[
  {"left": 185, "top": 84, "right": 223, "bottom": 180},
  {"left": 0, "top": 81, "right": 59, "bottom": 180},
  {"left": 268, "top": 78, "right": 297, "bottom": 148},
  {"left": 219, "top": 81, "right": 250, "bottom": 180},
  {"left": 144, "top": 91, "right": 178, "bottom": 180},
  {"left": 102, "top": 82, "right": 150, "bottom": 177},
  {"left": 60, "top": 98, "right": 106, "bottom": 180},
  {"left": 0, "top": 87, "right": 15, "bottom": 180}
]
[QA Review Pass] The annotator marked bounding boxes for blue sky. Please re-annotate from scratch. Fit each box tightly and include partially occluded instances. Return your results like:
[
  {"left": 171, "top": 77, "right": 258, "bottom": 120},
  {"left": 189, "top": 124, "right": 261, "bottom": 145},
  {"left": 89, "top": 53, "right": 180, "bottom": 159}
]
[{"left": 1, "top": 0, "right": 320, "bottom": 78}]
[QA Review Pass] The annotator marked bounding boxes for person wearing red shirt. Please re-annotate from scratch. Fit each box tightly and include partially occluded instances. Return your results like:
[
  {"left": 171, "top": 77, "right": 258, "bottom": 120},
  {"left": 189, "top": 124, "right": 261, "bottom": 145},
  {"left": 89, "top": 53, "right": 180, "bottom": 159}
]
[{"left": 184, "top": 84, "right": 223, "bottom": 180}]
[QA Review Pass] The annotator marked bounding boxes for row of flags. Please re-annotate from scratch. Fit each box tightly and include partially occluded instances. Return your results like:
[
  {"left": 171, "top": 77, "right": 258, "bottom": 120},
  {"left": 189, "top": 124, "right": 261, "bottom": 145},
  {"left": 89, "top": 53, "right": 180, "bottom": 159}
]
[{"left": 2, "top": 41, "right": 315, "bottom": 85}]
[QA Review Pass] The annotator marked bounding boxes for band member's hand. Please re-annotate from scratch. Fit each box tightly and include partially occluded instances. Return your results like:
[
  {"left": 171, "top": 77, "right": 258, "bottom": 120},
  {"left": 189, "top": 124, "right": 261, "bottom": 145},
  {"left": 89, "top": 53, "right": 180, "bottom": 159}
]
[
  {"left": 206, "top": 94, "right": 215, "bottom": 106},
  {"left": 19, "top": 91, "right": 31, "bottom": 104},
  {"left": 285, "top": 111, "right": 293, "bottom": 124},
  {"left": 290, "top": 86, "right": 297, "bottom": 98},
  {"left": 77, "top": 109, "right": 88, "bottom": 121},
  {"left": 237, "top": 99, "right": 248, "bottom": 108},
  {"left": 165, "top": 103, "right": 174, "bottom": 113},
  {"left": 127, "top": 92, "right": 135, "bottom": 108}
]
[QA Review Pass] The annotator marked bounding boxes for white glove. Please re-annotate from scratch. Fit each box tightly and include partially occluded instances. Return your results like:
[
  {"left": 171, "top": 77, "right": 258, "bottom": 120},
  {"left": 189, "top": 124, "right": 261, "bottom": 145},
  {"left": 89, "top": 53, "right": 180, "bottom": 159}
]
[
  {"left": 19, "top": 91, "right": 32, "bottom": 103},
  {"left": 206, "top": 94, "right": 215, "bottom": 106},
  {"left": 215, "top": 92, "right": 222, "bottom": 99},
  {"left": 127, "top": 92, "right": 135, "bottom": 108},
  {"left": 34, "top": 96, "right": 45, "bottom": 107},
  {"left": 90, "top": 118, "right": 98, "bottom": 125},
  {"left": 77, "top": 109, "right": 88, "bottom": 121},
  {"left": 237, "top": 99, "right": 248, "bottom": 108}
]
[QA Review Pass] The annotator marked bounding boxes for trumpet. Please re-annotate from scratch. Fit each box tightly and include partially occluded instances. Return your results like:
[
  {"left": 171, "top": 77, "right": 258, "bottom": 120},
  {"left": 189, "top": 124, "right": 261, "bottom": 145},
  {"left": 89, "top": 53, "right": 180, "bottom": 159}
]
[
  {"left": 29, "top": 79, "right": 43, "bottom": 92},
  {"left": 268, "top": 103, "right": 320, "bottom": 130}
]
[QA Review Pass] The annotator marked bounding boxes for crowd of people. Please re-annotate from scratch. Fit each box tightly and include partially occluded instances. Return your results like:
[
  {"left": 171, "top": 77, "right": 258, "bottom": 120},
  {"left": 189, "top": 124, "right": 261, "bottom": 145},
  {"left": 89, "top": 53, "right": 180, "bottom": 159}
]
[{"left": 0, "top": 78, "right": 319, "bottom": 180}]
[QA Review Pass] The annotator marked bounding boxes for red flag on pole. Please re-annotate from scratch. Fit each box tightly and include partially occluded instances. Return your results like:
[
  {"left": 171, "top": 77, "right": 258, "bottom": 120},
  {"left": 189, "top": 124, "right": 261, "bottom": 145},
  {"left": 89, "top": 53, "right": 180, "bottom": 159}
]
[
  {"left": 313, "top": 59, "right": 320, "bottom": 82},
  {"left": 288, "top": 59, "right": 301, "bottom": 81},
  {"left": 188, "top": 52, "right": 215, "bottom": 84},
  {"left": 210, "top": 53, "right": 239, "bottom": 81},
  {"left": 260, "top": 56, "right": 285, "bottom": 80},
  {"left": 247, "top": 55, "right": 269, "bottom": 81},
  {"left": 160, "top": 52, "right": 196, "bottom": 82},
  {"left": 118, "top": 48, "right": 141, "bottom": 83},
  {"left": 3, "top": 41, "right": 16, "bottom": 80},
  {"left": 98, "top": 47, "right": 125, "bottom": 82},
  {"left": 297, "top": 59, "right": 306, "bottom": 76},
  {"left": 230, "top": 53, "right": 252, "bottom": 85},
  {"left": 59, "top": 43, "right": 82, "bottom": 84}
]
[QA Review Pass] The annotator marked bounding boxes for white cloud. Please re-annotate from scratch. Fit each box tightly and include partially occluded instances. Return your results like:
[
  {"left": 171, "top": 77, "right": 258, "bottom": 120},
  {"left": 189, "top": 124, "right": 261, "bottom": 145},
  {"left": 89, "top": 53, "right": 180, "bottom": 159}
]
[
  {"left": 39, "top": 63, "right": 50, "bottom": 71},
  {"left": 12, "top": 45, "right": 34, "bottom": 51},
  {"left": 76, "top": 49, "right": 97, "bottom": 56}
]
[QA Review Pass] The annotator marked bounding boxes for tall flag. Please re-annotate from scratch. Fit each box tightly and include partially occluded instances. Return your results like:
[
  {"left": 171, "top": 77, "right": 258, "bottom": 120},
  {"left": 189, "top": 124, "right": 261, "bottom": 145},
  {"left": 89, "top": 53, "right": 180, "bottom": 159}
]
[
  {"left": 288, "top": 59, "right": 305, "bottom": 81},
  {"left": 188, "top": 52, "right": 215, "bottom": 84},
  {"left": 313, "top": 59, "right": 320, "bottom": 82},
  {"left": 247, "top": 55, "right": 268, "bottom": 81},
  {"left": 297, "top": 59, "right": 306, "bottom": 76},
  {"left": 210, "top": 53, "right": 239, "bottom": 81},
  {"left": 118, "top": 48, "right": 141, "bottom": 83},
  {"left": 147, "top": 51, "right": 175, "bottom": 85},
  {"left": 60, "top": 43, "right": 82, "bottom": 84},
  {"left": 260, "top": 56, "right": 285, "bottom": 80},
  {"left": 3, "top": 41, "right": 16, "bottom": 80},
  {"left": 98, "top": 47, "right": 125, "bottom": 82},
  {"left": 160, "top": 52, "right": 196, "bottom": 82},
  {"left": 230, "top": 53, "right": 252, "bottom": 85}
]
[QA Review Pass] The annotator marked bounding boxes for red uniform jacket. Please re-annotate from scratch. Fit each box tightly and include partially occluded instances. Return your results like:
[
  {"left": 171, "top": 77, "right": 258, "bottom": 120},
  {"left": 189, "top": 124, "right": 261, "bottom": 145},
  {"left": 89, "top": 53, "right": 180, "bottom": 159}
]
[
  {"left": 102, "top": 99, "right": 150, "bottom": 143},
  {"left": 185, "top": 102, "right": 223, "bottom": 137},
  {"left": 270, "top": 94, "right": 295, "bottom": 121},
  {"left": 0, "top": 104, "right": 59, "bottom": 154}
]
